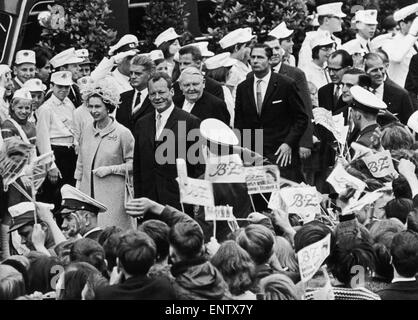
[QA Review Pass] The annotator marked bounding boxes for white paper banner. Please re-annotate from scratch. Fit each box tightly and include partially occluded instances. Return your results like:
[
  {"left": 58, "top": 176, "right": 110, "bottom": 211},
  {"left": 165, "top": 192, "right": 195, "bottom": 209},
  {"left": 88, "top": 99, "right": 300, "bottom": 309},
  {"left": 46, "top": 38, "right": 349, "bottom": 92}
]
[
  {"left": 205, "top": 205, "right": 235, "bottom": 221},
  {"left": 178, "top": 177, "right": 214, "bottom": 207},
  {"left": 281, "top": 186, "right": 320, "bottom": 223},
  {"left": 298, "top": 233, "right": 331, "bottom": 283},
  {"left": 205, "top": 154, "right": 245, "bottom": 183},
  {"left": 268, "top": 190, "right": 282, "bottom": 211},
  {"left": 342, "top": 189, "right": 384, "bottom": 215},
  {"left": 326, "top": 163, "right": 367, "bottom": 194},
  {"left": 245, "top": 165, "right": 280, "bottom": 194},
  {"left": 176, "top": 158, "right": 188, "bottom": 184},
  {"left": 362, "top": 150, "right": 398, "bottom": 178}
]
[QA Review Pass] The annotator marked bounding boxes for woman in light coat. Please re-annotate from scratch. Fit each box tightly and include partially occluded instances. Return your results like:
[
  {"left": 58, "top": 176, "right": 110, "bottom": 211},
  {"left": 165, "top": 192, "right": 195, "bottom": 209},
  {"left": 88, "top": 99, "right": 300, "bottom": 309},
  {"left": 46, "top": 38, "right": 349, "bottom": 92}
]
[{"left": 75, "top": 79, "right": 135, "bottom": 230}]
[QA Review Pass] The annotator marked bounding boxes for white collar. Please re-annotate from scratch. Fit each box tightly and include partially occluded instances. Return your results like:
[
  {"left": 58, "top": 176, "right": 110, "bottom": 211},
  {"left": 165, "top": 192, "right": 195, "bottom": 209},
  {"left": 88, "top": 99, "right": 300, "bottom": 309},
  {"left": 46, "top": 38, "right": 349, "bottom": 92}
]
[
  {"left": 273, "top": 62, "right": 282, "bottom": 73},
  {"left": 83, "top": 227, "right": 102, "bottom": 238},
  {"left": 254, "top": 69, "right": 272, "bottom": 82},
  {"left": 392, "top": 276, "right": 416, "bottom": 283},
  {"left": 156, "top": 103, "right": 175, "bottom": 119},
  {"left": 356, "top": 33, "right": 370, "bottom": 45}
]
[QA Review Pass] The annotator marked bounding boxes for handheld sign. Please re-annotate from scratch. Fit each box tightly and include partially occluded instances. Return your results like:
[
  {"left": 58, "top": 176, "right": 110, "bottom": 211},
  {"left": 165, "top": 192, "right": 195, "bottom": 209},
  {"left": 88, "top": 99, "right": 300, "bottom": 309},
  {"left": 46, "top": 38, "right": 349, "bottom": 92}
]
[
  {"left": 245, "top": 165, "right": 280, "bottom": 194},
  {"left": 297, "top": 233, "right": 331, "bottom": 283},
  {"left": 178, "top": 177, "right": 214, "bottom": 207},
  {"left": 176, "top": 158, "right": 188, "bottom": 184},
  {"left": 205, "top": 154, "right": 245, "bottom": 183},
  {"left": 268, "top": 190, "right": 282, "bottom": 211},
  {"left": 342, "top": 189, "right": 384, "bottom": 215},
  {"left": 280, "top": 186, "right": 320, "bottom": 223},
  {"left": 326, "top": 163, "right": 366, "bottom": 195},
  {"left": 205, "top": 205, "right": 234, "bottom": 221},
  {"left": 362, "top": 150, "right": 398, "bottom": 178}
]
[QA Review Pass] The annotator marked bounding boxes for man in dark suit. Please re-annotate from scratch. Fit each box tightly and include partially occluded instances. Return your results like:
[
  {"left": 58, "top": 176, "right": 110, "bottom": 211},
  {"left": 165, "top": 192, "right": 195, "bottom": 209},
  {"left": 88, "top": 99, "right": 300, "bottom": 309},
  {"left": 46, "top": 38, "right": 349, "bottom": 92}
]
[
  {"left": 405, "top": 53, "right": 418, "bottom": 110},
  {"left": 116, "top": 54, "right": 155, "bottom": 133},
  {"left": 94, "top": 230, "right": 176, "bottom": 300},
  {"left": 365, "top": 53, "right": 415, "bottom": 125},
  {"left": 178, "top": 66, "right": 230, "bottom": 124},
  {"left": 234, "top": 43, "right": 309, "bottom": 182},
  {"left": 133, "top": 72, "right": 203, "bottom": 211},
  {"left": 173, "top": 45, "right": 224, "bottom": 106},
  {"left": 263, "top": 36, "right": 314, "bottom": 160},
  {"left": 378, "top": 230, "right": 418, "bottom": 300}
]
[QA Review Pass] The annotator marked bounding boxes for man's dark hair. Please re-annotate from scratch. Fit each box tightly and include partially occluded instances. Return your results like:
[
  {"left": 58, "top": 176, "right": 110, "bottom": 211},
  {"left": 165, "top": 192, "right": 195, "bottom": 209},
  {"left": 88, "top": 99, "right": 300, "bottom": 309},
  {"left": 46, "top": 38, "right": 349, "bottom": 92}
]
[
  {"left": 390, "top": 230, "right": 418, "bottom": 277},
  {"left": 148, "top": 71, "right": 173, "bottom": 89},
  {"left": 392, "top": 176, "right": 413, "bottom": 199},
  {"left": 328, "top": 238, "right": 376, "bottom": 286},
  {"left": 102, "top": 231, "right": 122, "bottom": 272},
  {"left": 398, "top": 13, "right": 417, "bottom": 25},
  {"left": 250, "top": 43, "right": 273, "bottom": 59},
  {"left": 329, "top": 49, "right": 353, "bottom": 68},
  {"left": 117, "top": 230, "right": 156, "bottom": 276},
  {"left": 236, "top": 224, "right": 275, "bottom": 265},
  {"left": 169, "top": 221, "right": 204, "bottom": 260},
  {"left": 138, "top": 220, "right": 170, "bottom": 263},
  {"left": 70, "top": 238, "right": 107, "bottom": 276},
  {"left": 294, "top": 220, "right": 334, "bottom": 253},
  {"left": 385, "top": 198, "right": 413, "bottom": 224},
  {"left": 178, "top": 45, "right": 202, "bottom": 63},
  {"left": 33, "top": 46, "right": 53, "bottom": 69},
  {"left": 343, "top": 67, "right": 366, "bottom": 77},
  {"left": 318, "top": 15, "right": 334, "bottom": 25}
]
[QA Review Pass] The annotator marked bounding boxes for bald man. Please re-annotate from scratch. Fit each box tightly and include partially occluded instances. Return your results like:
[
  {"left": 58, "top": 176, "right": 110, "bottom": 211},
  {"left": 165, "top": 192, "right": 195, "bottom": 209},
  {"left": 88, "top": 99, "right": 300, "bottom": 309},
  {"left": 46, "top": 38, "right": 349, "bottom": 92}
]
[{"left": 179, "top": 67, "right": 230, "bottom": 124}]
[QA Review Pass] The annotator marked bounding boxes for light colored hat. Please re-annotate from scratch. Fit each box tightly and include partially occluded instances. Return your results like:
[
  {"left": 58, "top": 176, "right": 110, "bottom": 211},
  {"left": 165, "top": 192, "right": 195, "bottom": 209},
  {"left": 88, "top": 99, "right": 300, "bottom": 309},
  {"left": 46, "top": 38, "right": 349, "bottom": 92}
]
[
  {"left": 154, "top": 27, "right": 181, "bottom": 48},
  {"left": 355, "top": 9, "right": 378, "bottom": 24},
  {"left": 60, "top": 184, "right": 107, "bottom": 214},
  {"left": 149, "top": 49, "right": 165, "bottom": 62},
  {"left": 394, "top": 3, "right": 418, "bottom": 22},
  {"left": 75, "top": 49, "right": 93, "bottom": 65},
  {"left": 200, "top": 118, "right": 239, "bottom": 146},
  {"left": 186, "top": 42, "right": 214, "bottom": 57},
  {"left": 8, "top": 202, "right": 35, "bottom": 233},
  {"left": 407, "top": 110, "right": 418, "bottom": 133},
  {"left": 108, "top": 34, "right": 139, "bottom": 56},
  {"left": 269, "top": 22, "right": 294, "bottom": 40},
  {"left": 205, "top": 52, "right": 236, "bottom": 70},
  {"left": 12, "top": 88, "right": 32, "bottom": 100},
  {"left": 317, "top": 2, "right": 346, "bottom": 18},
  {"left": 81, "top": 78, "right": 121, "bottom": 108},
  {"left": 350, "top": 85, "right": 387, "bottom": 111},
  {"left": 50, "top": 71, "right": 73, "bottom": 86},
  {"left": 219, "top": 27, "right": 255, "bottom": 49},
  {"left": 23, "top": 78, "right": 47, "bottom": 92},
  {"left": 50, "top": 48, "right": 84, "bottom": 69},
  {"left": 15, "top": 50, "right": 36, "bottom": 65},
  {"left": 311, "top": 33, "right": 335, "bottom": 49}
]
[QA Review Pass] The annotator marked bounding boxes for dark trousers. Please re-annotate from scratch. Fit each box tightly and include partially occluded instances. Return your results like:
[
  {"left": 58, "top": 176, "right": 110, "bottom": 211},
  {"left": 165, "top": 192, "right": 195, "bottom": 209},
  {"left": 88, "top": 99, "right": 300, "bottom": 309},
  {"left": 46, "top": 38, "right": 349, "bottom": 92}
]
[{"left": 37, "top": 145, "right": 77, "bottom": 225}]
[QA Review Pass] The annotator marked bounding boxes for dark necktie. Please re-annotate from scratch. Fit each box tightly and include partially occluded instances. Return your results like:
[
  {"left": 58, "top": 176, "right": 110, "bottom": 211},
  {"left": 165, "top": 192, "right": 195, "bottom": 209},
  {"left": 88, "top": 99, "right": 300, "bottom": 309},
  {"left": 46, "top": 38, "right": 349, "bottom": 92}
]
[
  {"left": 333, "top": 84, "right": 341, "bottom": 107},
  {"left": 131, "top": 91, "right": 141, "bottom": 115}
]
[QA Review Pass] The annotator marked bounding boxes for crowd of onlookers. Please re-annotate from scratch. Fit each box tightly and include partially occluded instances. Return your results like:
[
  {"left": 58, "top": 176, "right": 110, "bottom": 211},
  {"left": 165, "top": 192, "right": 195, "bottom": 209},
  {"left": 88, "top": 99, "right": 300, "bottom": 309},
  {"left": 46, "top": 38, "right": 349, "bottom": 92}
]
[{"left": 2, "top": 1, "right": 418, "bottom": 300}]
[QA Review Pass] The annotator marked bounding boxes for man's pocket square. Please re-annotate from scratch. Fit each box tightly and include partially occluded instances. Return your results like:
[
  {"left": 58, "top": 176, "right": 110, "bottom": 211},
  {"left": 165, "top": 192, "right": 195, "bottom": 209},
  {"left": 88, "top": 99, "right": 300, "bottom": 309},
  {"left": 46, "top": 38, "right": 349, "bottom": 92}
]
[{"left": 272, "top": 100, "right": 283, "bottom": 104}]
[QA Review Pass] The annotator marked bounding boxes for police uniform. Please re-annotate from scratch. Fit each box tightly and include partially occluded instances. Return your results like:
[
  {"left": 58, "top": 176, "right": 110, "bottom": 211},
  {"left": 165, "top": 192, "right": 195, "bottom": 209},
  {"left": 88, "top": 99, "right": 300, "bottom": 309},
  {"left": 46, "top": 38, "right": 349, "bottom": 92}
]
[
  {"left": 348, "top": 85, "right": 387, "bottom": 148},
  {"left": 298, "top": 2, "right": 345, "bottom": 70},
  {"left": 91, "top": 34, "right": 139, "bottom": 94},
  {"left": 342, "top": 10, "right": 378, "bottom": 55},
  {"left": 36, "top": 71, "right": 77, "bottom": 215},
  {"left": 59, "top": 184, "right": 107, "bottom": 242},
  {"left": 382, "top": 4, "right": 418, "bottom": 87}
]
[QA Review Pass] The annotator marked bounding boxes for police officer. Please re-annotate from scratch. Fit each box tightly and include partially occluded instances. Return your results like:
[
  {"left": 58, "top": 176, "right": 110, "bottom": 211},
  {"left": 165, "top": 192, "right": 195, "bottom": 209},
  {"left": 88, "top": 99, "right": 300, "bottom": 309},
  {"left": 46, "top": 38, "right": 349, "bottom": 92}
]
[
  {"left": 347, "top": 85, "right": 387, "bottom": 148},
  {"left": 58, "top": 184, "right": 107, "bottom": 242}
]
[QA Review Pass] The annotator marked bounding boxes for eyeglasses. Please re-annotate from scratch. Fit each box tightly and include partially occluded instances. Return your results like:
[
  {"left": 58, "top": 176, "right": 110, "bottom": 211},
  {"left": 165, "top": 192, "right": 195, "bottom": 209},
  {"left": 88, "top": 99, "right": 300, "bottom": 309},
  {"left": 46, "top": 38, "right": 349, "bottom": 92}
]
[{"left": 319, "top": 47, "right": 334, "bottom": 52}]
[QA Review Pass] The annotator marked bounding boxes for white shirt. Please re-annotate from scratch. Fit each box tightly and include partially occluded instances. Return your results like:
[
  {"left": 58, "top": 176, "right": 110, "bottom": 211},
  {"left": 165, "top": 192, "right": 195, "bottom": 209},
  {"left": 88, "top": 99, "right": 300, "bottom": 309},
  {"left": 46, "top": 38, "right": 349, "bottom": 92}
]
[
  {"left": 392, "top": 276, "right": 416, "bottom": 283},
  {"left": 253, "top": 69, "right": 272, "bottom": 108},
  {"left": 342, "top": 34, "right": 373, "bottom": 55},
  {"left": 372, "top": 83, "right": 384, "bottom": 100},
  {"left": 383, "top": 32, "right": 418, "bottom": 87},
  {"left": 155, "top": 103, "right": 175, "bottom": 139},
  {"left": 305, "top": 60, "right": 330, "bottom": 91},
  {"left": 108, "top": 68, "right": 132, "bottom": 94},
  {"left": 227, "top": 58, "right": 252, "bottom": 102},
  {"left": 131, "top": 88, "right": 149, "bottom": 115},
  {"left": 182, "top": 99, "right": 195, "bottom": 114}
]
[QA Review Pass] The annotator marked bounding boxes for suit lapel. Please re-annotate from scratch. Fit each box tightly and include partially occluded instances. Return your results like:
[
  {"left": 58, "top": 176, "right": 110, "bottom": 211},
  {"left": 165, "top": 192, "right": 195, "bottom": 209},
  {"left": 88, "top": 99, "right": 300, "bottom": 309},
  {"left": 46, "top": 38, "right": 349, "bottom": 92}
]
[
  {"left": 133, "top": 95, "right": 152, "bottom": 121},
  {"left": 260, "top": 73, "right": 278, "bottom": 117}
]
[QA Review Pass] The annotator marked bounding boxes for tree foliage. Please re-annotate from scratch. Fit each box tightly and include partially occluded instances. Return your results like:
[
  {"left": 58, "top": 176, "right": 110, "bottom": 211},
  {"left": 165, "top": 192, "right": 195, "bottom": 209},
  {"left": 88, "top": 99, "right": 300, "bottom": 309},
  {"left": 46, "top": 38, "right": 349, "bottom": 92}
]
[
  {"left": 141, "top": 0, "right": 191, "bottom": 51},
  {"left": 38, "top": 0, "right": 117, "bottom": 64}
]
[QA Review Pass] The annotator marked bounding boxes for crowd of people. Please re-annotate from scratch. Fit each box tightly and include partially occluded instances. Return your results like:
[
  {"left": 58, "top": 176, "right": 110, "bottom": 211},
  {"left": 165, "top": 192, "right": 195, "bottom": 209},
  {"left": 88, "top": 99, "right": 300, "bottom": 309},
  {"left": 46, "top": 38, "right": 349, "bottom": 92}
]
[{"left": 2, "top": 1, "right": 418, "bottom": 300}]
